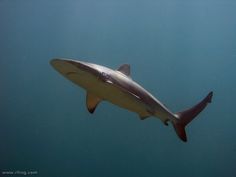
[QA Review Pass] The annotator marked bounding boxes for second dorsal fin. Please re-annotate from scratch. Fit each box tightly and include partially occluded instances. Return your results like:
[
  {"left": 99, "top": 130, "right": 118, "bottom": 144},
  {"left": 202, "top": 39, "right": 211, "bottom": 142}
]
[
  {"left": 117, "top": 64, "right": 131, "bottom": 77},
  {"left": 86, "top": 92, "right": 102, "bottom": 114}
]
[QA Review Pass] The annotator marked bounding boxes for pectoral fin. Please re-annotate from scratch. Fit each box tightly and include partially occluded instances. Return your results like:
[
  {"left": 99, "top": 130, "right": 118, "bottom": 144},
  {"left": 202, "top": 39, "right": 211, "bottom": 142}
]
[{"left": 86, "top": 92, "right": 102, "bottom": 114}]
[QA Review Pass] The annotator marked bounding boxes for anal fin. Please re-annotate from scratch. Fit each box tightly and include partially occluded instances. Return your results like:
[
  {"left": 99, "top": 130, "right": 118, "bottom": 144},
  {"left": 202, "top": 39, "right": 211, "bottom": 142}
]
[
  {"left": 139, "top": 112, "right": 150, "bottom": 120},
  {"left": 86, "top": 92, "right": 102, "bottom": 114}
]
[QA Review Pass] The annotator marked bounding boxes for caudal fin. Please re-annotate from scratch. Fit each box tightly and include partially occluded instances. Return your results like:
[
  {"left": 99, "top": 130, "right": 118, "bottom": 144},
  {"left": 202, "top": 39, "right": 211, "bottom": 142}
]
[{"left": 172, "top": 91, "right": 213, "bottom": 142}]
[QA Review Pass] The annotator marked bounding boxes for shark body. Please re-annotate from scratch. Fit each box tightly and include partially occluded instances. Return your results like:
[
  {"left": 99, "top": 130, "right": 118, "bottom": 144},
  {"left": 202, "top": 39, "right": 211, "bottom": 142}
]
[{"left": 51, "top": 58, "right": 213, "bottom": 142}]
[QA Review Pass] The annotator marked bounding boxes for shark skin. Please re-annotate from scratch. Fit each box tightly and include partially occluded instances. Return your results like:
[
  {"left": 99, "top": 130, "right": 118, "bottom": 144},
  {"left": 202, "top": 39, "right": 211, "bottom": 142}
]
[{"left": 50, "top": 58, "right": 213, "bottom": 142}]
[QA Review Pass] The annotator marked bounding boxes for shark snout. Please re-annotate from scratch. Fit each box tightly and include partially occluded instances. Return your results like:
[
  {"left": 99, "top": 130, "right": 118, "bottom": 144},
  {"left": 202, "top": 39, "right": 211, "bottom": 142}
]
[
  {"left": 50, "top": 58, "right": 80, "bottom": 76},
  {"left": 50, "top": 58, "right": 67, "bottom": 68},
  {"left": 50, "top": 58, "right": 101, "bottom": 79}
]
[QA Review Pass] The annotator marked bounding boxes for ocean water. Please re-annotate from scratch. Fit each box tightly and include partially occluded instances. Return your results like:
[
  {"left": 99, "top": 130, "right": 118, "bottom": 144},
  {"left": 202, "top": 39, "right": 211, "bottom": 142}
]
[{"left": 1, "top": 0, "right": 236, "bottom": 177}]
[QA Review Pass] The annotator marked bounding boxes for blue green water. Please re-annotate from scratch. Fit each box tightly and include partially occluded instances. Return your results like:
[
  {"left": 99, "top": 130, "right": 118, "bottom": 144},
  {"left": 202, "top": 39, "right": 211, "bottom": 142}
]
[{"left": 1, "top": 0, "right": 236, "bottom": 176}]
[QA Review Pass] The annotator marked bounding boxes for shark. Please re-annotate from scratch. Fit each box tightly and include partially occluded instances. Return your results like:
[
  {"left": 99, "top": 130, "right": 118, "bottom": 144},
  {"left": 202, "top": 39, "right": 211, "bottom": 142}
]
[{"left": 50, "top": 58, "right": 213, "bottom": 142}]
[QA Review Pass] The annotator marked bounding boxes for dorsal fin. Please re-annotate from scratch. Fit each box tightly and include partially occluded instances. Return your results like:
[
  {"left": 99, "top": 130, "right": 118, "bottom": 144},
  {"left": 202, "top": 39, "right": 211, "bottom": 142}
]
[
  {"left": 86, "top": 92, "right": 102, "bottom": 113},
  {"left": 117, "top": 64, "right": 131, "bottom": 76}
]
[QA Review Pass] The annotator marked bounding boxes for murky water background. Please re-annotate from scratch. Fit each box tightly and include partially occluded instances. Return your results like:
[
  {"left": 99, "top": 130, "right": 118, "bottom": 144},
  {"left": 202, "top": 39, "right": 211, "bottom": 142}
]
[{"left": 1, "top": 0, "right": 236, "bottom": 176}]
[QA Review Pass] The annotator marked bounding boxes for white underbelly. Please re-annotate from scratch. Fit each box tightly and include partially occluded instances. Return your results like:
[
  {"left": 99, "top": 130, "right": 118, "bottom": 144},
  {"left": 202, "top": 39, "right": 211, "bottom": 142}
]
[
  {"left": 66, "top": 72, "right": 149, "bottom": 116},
  {"left": 98, "top": 83, "right": 148, "bottom": 115}
]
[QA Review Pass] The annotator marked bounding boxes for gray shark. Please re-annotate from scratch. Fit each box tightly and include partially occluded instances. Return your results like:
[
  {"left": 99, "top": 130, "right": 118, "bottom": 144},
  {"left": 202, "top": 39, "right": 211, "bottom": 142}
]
[{"left": 50, "top": 58, "right": 213, "bottom": 142}]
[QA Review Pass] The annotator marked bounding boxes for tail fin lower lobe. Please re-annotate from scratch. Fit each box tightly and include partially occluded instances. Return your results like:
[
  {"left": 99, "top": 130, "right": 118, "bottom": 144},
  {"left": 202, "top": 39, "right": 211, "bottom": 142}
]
[{"left": 172, "top": 91, "right": 213, "bottom": 142}]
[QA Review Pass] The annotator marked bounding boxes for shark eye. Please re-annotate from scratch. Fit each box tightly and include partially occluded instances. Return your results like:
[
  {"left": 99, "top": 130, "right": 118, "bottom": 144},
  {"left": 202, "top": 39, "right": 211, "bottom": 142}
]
[
  {"left": 101, "top": 72, "right": 109, "bottom": 78},
  {"left": 100, "top": 72, "right": 110, "bottom": 81}
]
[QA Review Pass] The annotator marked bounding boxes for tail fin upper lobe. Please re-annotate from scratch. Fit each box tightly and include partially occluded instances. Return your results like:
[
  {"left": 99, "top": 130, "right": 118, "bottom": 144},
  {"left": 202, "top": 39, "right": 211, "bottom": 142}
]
[{"left": 172, "top": 91, "right": 213, "bottom": 142}]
